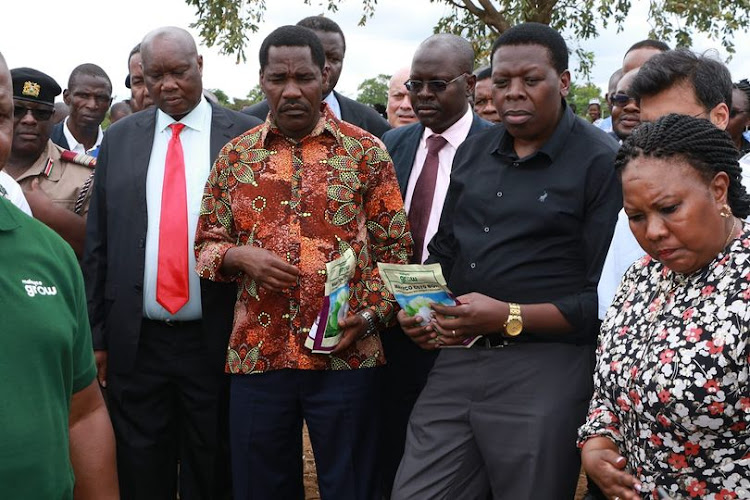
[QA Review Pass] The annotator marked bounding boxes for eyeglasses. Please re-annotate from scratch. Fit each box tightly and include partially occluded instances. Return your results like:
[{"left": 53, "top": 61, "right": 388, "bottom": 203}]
[
  {"left": 404, "top": 73, "right": 467, "bottom": 93},
  {"left": 14, "top": 105, "right": 54, "bottom": 121},
  {"left": 610, "top": 93, "right": 636, "bottom": 107}
]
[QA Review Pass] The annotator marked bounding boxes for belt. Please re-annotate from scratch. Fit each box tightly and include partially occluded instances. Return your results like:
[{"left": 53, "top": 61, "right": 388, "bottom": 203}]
[
  {"left": 473, "top": 335, "right": 516, "bottom": 349},
  {"left": 143, "top": 318, "right": 201, "bottom": 328}
]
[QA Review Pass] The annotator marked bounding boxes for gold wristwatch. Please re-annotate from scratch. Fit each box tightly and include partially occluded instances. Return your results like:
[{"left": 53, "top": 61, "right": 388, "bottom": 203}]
[{"left": 504, "top": 303, "right": 523, "bottom": 337}]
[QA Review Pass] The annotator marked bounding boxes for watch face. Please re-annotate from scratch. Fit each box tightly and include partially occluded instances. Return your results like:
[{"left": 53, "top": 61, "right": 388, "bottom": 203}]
[{"left": 505, "top": 319, "right": 522, "bottom": 336}]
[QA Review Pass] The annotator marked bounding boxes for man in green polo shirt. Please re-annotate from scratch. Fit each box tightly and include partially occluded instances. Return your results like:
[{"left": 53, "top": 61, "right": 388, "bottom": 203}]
[{"left": 0, "top": 52, "right": 118, "bottom": 499}]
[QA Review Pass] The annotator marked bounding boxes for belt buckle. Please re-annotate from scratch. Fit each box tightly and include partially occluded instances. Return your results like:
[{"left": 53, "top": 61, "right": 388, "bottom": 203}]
[{"left": 483, "top": 335, "right": 510, "bottom": 349}]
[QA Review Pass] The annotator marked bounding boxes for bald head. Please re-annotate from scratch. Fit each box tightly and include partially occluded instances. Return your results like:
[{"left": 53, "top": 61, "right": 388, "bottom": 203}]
[
  {"left": 0, "top": 53, "right": 12, "bottom": 168},
  {"left": 416, "top": 34, "right": 474, "bottom": 74},
  {"left": 387, "top": 67, "right": 417, "bottom": 127},
  {"left": 140, "top": 27, "right": 203, "bottom": 120}
]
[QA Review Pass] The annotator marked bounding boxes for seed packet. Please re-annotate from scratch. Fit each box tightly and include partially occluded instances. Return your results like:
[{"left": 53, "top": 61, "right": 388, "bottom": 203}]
[
  {"left": 305, "top": 248, "right": 357, "bottom": 354},
  {"left": 377, "top": 262, "right": 480, "bottom": 348}
]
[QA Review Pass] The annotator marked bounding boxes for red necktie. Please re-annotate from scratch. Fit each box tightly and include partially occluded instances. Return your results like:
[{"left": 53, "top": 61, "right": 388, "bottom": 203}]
[
  {"left": 408, "top": 134, "right": 448, "bottom": 264},
  {"left": 156, "top": 123, "right": 189, "bottom": 314}
]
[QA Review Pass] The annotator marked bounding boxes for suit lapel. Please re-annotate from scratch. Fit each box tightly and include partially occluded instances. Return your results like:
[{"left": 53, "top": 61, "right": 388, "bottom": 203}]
[
  {"left": 209, "top": 104, "right": 237, "bottom": 158},
  {"left": 395, "top": 125, "right": 423, "bottom": 198},
  {"left": 133, "top": 108, "right": 157, "bottom": 228}
]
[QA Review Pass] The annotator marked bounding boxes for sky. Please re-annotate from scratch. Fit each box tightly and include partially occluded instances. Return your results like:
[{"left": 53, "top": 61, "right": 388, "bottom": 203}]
[{"left": 1, "top": 0, "right": 748, "bottom": 104}]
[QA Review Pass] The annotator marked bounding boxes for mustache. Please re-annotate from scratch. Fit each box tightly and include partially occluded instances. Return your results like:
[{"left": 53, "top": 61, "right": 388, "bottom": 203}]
[{"left": 280, "top": 100, "right": 311, "bottom": 112}]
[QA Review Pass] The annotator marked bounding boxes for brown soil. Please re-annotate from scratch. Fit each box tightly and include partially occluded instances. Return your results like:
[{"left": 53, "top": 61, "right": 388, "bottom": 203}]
[{"left": 302, "top": 423, "right": 588, "bottom": 499}]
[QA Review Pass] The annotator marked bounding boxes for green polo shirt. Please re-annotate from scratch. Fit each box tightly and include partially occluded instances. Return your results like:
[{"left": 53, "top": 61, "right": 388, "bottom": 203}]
[{"left": 0, "top": 197, "right": 96, "bottom": 499}]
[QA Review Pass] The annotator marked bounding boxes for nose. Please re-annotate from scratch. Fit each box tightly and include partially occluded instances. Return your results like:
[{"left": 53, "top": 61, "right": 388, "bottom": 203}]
[
  {"left": 18, "top": 108, "right": 37, "bottom": 124},
  {"left": 281, "top": 80, "right": 302, "bottom": 99},
  {"left": 505, "top": 78, "right": 525, "bottom": 100},
  {"left": 623, "top": 99, "right": 640, "bottom": 113},
  {"left": 644, "top": 215, "right": 668, "bottom": 242},
  {"left": 400, "top": 94, "right": 413, "bottom": 111}
]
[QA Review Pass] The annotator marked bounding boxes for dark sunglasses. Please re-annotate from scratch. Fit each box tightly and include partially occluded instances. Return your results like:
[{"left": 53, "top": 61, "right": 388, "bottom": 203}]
[
  {"left": 610, "top": 93, "right": 636, "bottom": 107},
  {"left": 405, "top": 73, "right": 467, "bottom": 93},
  {"left": 14, "top": 105, "right": 54, "bottom": 121}
]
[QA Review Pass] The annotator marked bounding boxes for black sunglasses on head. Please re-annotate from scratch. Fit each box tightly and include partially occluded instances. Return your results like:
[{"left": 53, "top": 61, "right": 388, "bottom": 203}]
[{"left": 14, "top": 105, "right": 54, "bottom": 121}]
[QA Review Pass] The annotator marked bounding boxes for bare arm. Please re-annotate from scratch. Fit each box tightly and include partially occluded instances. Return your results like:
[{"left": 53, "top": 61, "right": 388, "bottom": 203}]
[
  {"left": 69, "top": 379, "right": 118, "bottom": 499},
  {"left": 25, "top": 178, "right": 86, "bottom": 256}
]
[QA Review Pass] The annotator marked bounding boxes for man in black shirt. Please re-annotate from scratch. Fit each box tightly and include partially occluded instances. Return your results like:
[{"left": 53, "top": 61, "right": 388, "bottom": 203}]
[{"left": 392, "top": 23, "right": 621, "bottom": 499}]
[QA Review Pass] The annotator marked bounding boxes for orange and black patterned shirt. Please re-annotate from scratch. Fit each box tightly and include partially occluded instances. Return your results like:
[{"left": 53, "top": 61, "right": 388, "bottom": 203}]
[{"left": 195, "top": 105, "right": 412, "bottom": 374}]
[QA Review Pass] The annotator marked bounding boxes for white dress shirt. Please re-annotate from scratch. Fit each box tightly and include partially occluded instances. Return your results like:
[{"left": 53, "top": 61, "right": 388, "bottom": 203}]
[
  {"left": 0, "top": 170, "right": 32, "bottom": 216},
  {"left": 404, "top": 105, "right": 473, "bottom": 263},
  {"left": 324, "top": 92, "right": 342, "bottom": 120},
  {"left": 62, "top": 117, "right": 103, "bottom": 155},
  {"left": 143, "top": 97, "right": 212, "bottom": 321}
]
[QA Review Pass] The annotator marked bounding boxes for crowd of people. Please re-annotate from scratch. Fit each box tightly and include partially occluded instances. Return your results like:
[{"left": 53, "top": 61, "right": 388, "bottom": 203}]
[{"left": 0, "top": 12, "right": 748, "bottom": 500}]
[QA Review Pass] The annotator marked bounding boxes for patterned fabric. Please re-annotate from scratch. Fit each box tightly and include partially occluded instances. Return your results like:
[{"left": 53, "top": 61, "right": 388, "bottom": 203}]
[
  {"left": 579, "top": 225, "right": 750, "bottom": 499},
  {"left": 195, "top": 104, "right": 412, "bottom": 374}
]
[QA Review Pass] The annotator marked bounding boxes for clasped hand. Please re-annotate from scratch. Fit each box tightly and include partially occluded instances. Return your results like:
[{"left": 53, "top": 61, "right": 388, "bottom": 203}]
[{"left": 396, "top": 292, "right": 506, "bottom": 349}]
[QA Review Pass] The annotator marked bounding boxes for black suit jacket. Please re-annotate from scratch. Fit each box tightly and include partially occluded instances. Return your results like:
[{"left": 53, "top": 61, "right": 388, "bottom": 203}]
[
  {"left": 242, "top": 90, "right": 391, "bottom": 138},
  {"left": 382, "top": 113, "right": 494, "bottom": 199},
  {"left": 83, "top": 103, "right": 261, "bottom": 374},
  {"left": 50, "top": 122, "right": 70, "bottom": 150}
]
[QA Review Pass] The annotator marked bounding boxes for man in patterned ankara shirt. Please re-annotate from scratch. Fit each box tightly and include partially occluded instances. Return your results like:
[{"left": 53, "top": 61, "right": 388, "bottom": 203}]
[{"left": 194, "top": 25, "right": 412, "bottom": 499}]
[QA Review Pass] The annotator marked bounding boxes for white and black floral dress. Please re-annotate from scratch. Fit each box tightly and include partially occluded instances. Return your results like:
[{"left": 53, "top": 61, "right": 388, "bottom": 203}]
[{"left": 579, "top": 226, "right": 750, "bottom": 499}]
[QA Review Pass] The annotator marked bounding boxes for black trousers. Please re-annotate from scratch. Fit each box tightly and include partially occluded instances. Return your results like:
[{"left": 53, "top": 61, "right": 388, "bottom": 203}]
[
  {"left": 378, "top": 326, "right": 438, "bottom": 498},
  {"left": 107, "top": 319, "right": 230, "bottom": 500},
  {"left": 229, "top": 367, "right": 382, "bottom": 500}
]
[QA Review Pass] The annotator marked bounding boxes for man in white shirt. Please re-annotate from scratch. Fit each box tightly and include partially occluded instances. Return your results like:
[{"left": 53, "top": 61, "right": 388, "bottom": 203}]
[
  {"left": 50, "top": 64, "right": 111, "bottom": 157},
  {"left": 0, "top": 170, "right": 31, "bottom": 215},
  {"left": 378, "top": 33, "right": 494, "bottom": 496},
  {"left": 597, "top": 50, "right": 733, "bottom": 319}
]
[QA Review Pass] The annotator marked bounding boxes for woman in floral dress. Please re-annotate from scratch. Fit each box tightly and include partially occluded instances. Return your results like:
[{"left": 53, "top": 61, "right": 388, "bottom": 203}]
[{"left": 579, "top": 114, "right": 750, "bottom": 500}]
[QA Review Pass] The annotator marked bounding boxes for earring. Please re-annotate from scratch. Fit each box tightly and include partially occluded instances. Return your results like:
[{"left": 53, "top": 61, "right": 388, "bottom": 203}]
[{"left": 720, "top": 203, "right": 732, "bottom": 218}]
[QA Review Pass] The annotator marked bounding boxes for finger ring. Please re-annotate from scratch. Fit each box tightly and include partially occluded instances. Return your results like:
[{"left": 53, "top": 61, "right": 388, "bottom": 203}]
[
  {"left": 613, "top": 496, "right": 620, "bottom": 500},
  {"left": 451, "top": 330, "right": 456, "bottom": 337}
]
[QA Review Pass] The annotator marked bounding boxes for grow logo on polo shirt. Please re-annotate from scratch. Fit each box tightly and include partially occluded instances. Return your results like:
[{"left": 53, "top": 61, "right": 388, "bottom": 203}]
[{"left": 22, "top": 278, "right": 58, "bottom": 298}]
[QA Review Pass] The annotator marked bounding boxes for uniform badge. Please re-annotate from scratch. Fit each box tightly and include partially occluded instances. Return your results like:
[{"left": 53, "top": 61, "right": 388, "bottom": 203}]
[{"left": 22, "top": 81, "right": 41, "bottom": 98}]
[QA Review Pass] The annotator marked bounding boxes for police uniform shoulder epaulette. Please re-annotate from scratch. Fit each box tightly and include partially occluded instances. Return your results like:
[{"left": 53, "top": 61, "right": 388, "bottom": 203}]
[{"left": 59, "top": 149, "right": 96, "bottom": 169}]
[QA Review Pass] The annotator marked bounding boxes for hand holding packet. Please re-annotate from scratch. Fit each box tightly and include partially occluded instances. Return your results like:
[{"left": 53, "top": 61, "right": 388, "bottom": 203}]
[
  {"left": 377, "top": 262, "right": 480, "bottom": 348},
  {"left": 305, "top": 248, "right": 357, "bottom": 354}
]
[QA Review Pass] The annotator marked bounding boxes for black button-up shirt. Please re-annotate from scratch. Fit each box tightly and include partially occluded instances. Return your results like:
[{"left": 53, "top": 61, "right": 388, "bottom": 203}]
[{"left": 426, "top": 105, "right": 621, "bottom": 344}]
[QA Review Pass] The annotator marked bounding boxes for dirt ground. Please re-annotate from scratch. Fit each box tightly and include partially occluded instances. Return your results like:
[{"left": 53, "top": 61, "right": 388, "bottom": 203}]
[{"left": 302, "top": 424, "right": 589, "bottom": 499}]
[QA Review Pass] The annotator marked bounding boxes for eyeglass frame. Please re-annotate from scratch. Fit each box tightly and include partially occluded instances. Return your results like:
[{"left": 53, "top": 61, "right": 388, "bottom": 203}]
[
  {"left": 404, "top": 73, "right": 468, "bottom": 94},
  {"left": 13, "top": 104, "right": 54, "bottom": 122},
  {"left": 609, "top": 92, "right": 637, "bottom": 108}
]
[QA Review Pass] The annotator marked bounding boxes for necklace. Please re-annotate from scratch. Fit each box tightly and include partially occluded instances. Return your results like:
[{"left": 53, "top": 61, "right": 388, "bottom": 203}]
[{"left": 723, "top": 216, "right": 739, "bottom": 249}]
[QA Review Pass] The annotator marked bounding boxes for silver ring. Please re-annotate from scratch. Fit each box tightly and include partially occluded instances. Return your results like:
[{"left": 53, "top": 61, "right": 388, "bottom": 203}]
[{"left": 451, "top": 330, "right": 456, "bottom": 337}]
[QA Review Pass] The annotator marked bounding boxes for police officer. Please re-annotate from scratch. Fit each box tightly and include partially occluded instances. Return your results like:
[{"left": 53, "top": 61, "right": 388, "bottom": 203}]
[{"left": 4, "top": 68, "right": 96, "bottom": 256}]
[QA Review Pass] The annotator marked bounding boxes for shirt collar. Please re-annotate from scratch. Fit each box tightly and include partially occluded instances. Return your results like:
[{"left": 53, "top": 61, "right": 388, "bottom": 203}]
[
  {"left": 494, "top": 99, "right": 576, "bottom": 162},
  {"left": 155, "top": 96, "right": 211, "bottom": 133},
  {"left": 260, "top": 102, "right": 340, "bottom": 147},
  {"left": 63, "top": 117, "right": 103, "bottom": 153},
  {"left": 421, "top": 105, "right": 473, "bottom": 149},
  {"left": 323, "top": 92, "right": 342, "bottom": 119}
]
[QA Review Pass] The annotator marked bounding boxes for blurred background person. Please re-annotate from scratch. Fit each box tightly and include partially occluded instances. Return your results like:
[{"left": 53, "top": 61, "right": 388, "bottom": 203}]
[
  {"left": 472, "top": 66, "right": 500, "bottom": 123},
  {"left": 386, "top": 66, "right": 417, "bottom": 128}
]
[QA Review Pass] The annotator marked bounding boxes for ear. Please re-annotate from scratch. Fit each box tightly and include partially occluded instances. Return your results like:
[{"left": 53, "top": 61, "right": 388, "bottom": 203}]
[
  {"left": 197, "top": 55, "right": 204, "bottom": 76},
  {"left": 321, "top": 65, "right": 331, "bottom": 94},
  {"left": 709, "top": 102, "right": 729, "bottom": 130},
  {"left": 559, "top": 70, "right": 571, "bottom": 98},
  {"left": 465, "top": 73, "right": 477, "bottom": 98},
  {"left": 63, "top": 89, "right": 71, "bottom": 107},
  {"left": 710, "top": 170, "right": 730, "bottom": 208}
]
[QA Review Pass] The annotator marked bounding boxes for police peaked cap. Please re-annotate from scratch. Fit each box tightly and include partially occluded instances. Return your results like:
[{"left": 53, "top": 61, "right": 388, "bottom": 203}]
[{"left": 10, "top": 67, "right": 61, "bottom": 106}]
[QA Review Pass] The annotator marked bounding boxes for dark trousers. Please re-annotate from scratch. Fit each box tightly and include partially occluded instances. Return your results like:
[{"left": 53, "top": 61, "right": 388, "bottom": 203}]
[
  {"left": 379, "top": 327, "right": 437, "bottom": 497},
  {"left": 107, "top": 319, "right": 230, "bottom": 500},
  {"left": 230, "top": 367, "right": 382, "bottom": 500},
  {"left": 393, "top": 342, "right": 595, "bottom": 500}
]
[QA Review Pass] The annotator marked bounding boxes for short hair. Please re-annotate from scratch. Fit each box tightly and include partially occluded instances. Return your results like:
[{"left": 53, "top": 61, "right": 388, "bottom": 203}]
[
  {"left": 128, "top": 43, "right": 141, "bottom": 66},
  {"left": 490, "top": 22, "right": 568, "bottom": 74},
  {"left": 624, "top": 39, "right": 671, "bottom": 57},
  {"left": 259, "top": 25, "right": 326, "bottom": 71},
  {"left": 735, "top": 79, "right": 750, "bottom": 110},
  {"left": 630, "top": 49, "right": 732, "bottom": 113},
  {"left": 474, "top": 66, "right": 492, "bottom": 81},
  {"left": 296, "top": 16, "right": 346, "bottom": 53},
  {"left": 615, "top": 113, "right": 750, "bottom": 218},
  {"left": 68, "top": 63, "right": 112, "bottom": 92}
]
